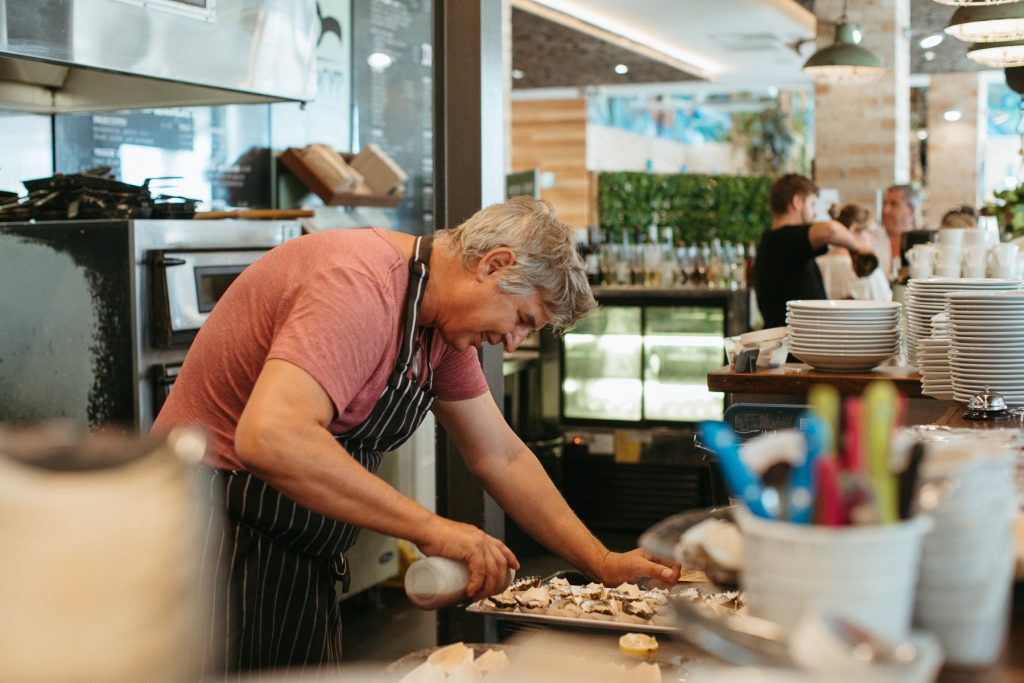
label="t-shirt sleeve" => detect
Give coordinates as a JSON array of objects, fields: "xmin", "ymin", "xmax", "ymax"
[
  {"xmin": 430, "ymin": 340, "xmax": 489, "ymax": 402},
  {"xmin": 776, "ymin": 224, "xmax": 826, "ymax": 259},
  {"xmin": 267, "ymin": 266, "xmax": 395, "ymax": 418}
]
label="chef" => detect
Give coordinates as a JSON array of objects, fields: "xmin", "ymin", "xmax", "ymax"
[{"xmin": 153, "ymin": 196, "xmax": 680, "ymax": 674}]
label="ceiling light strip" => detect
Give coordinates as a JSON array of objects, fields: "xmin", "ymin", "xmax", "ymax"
[{"xmin": 511, "ymin": 0, "xmax": 715, "ymax": 81}]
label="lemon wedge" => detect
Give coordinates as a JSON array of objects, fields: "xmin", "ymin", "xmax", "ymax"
[{"xmin": 618, "ymin": 632, "xmax": 659, "ymax": 659}]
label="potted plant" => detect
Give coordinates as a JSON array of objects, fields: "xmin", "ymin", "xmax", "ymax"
[{"xmin": 982, "ymin": 186, "xmax": 1024, "ymax": 239}]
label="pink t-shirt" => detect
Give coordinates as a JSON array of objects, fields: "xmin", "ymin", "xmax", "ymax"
[{"xmin": 152, "ymin": 228, "xmax": 489, "ymax": 470}]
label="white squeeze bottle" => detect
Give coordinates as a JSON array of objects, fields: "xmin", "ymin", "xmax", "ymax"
[{"xmin": 404, "ymin": 557, "xmax": 515, "ymax": 610}]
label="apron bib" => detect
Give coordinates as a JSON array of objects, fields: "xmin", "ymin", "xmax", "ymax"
[{"xmin": 204, "ymin": 237, "xmax": 437, "ymax": 674}]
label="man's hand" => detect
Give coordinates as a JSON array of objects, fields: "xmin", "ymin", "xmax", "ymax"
[
  {"xmin": 415, "ymin": 516, "xmax": 520, "ymax": 601},
  {"xmin": 596, "ymin": 549, "xmax": 680, "ymax": 589}
]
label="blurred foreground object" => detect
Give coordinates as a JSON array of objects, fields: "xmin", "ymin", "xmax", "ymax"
[{"xmin": 0, "ymin": 424, "xmax": 212, "ymax": 683}]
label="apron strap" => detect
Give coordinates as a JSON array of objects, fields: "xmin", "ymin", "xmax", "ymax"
[{"xmin": 394, "ymin": 235, "xmax": 433, "ymax": 383}]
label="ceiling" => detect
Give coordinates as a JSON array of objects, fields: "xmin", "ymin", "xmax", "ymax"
[
  {"xmin": 511, "ymin": 0, "xmax": 994, "ymax": 96},
  {"xmin": 511, "ymin": 0, "xmax": 817, "ymax": 94},
  {"xmin": 909, "ymin": 1, "xmax": 985, "ymax": 76}
]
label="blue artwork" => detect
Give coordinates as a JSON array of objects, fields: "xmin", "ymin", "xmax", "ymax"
[
  {"xmin": 588, "ymin": 94, "xmax": 732, "ymax": 144},
  {"xmin": 988, "ymin": 82, "xmax": 1022, "ymax": 137}
]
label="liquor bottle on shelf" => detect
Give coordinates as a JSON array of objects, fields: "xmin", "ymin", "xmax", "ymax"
[
  {"xmin": 745, "ymin": 240, "xmax": 757, "ymax": 287},
  {"xmin": 584, "ymin": 225, "xmax": 601, "ymax": 286},
  {"xmin": 689, "ymin": 244, "xmax": 707, "ymax": 286},
  {"xmin": 706, "ymin": 240, "xmax": 722, "ymax": 289},
  {"xmin": 733, "ymin": 242, "xmax": 747, "ymax": 289},
  {"xmin": 676, "ymin": 241, "xmax": 690, "ymax": 285}
]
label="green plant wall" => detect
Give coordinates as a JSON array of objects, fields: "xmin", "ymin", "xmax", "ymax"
[{"xmin": 598, "ymin": 172, "xmax": 773, "ymax": 245}]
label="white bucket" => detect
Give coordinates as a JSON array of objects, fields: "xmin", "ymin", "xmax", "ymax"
[{"xmin": 736, "ymin": 509, "xmax": 932, "ymax": 639}]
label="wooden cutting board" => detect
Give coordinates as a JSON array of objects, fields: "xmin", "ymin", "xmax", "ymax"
[{"xmin": 192, "ymin": 209, "xmax": 314, "ymax": 220}]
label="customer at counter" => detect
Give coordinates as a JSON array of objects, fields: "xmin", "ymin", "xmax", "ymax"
[
  {"xmin": 152, "ymin": 197, "xmax": 680, "ymax": 675},
  {"xmin": 940, "ymin": 204, "xmax": 978, "ymax": 229},
  {"xmin": 880, "ymin": 184, "xmax": 920, "ymax": 280},
  {"xmin": 754, "ymin": 174, "xmax": 874, "ymax": 329}
]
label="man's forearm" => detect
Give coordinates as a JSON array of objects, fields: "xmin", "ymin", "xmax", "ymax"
[
  {"xmin": 473, "ymin": 447, "xmax": 609, "ymax": 578},
  {"xmin": 237, "ymin": 419, "xmax": 438, "ymax": 548}
]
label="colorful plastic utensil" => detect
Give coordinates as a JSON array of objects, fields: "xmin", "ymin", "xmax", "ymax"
[
  {"xmin": 699, "ymin": 421, "xmax": 773, "ymax": 519},
  {"xmin": 788, "ymin": 413, "xmax": 824, "ymax": 524},
  {"xmin": 863, "ymin": 381, "xmax": 899, "ymax": 524},
  {"xmin": 808, "ymin": 384, "xmax": 840, "ymax": 457}
]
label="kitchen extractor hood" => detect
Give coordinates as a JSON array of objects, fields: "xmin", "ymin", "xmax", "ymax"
[{"xmin": 0, "ymin": 0, "xmax": 317, "ymax": 113}]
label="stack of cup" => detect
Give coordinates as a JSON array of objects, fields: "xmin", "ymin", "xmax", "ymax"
[
  {"xmin": 935, "ymin": 231, "xmax": 963, "ymax": 278},
  {"xmin": 737, "ymin": 510, "xmax": 933, "ymax": 640},
  {"xmin": 915, "ymin": 443, "xmax": 1019, "ymax": 667},
  {"xmin": 961, "ymin": 244, "xmax": 987, "ymax": 279},
  {"xmin": 906, "ymin": 244, "xmax": 936, "ymax": 280},
  {"xmin": 989, "ymin": 243, "xmax": 1020, "ymax": 280}
]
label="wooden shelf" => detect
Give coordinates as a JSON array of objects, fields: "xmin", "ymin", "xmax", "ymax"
[
  {"xmin": 278, "ymin": 147, "xmax": 403, "ymax": 208},
  {"xmin": 707, "ymin": 363, "xmax": 924, "ymax": 398}
]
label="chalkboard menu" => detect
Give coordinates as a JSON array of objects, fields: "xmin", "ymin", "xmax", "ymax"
[
  {"xmin": 351, "ymin": 0, "xmax": 432, "ymax": 235},
  {"xmin": 53, "ymin": 106, "xmax": 272, "ymax": 209}
]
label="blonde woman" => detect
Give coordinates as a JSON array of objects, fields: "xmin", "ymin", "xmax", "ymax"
[{"xmin": 816, "ymin": 203, "xmax": 892, "ymax": 301}]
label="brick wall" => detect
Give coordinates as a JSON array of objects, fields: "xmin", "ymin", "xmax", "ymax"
[
  {"xmin": 925, "ymin": 73, "xmax": 983, "ymax": 227},
  {"xmin": 813, "ymin": 0, "xmax": 911, "ymax": 214}
]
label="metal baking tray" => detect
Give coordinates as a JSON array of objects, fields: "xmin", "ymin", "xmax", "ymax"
[{"xmin": 465, "ymin": 570, "xmax": 680, "ymax": 635}]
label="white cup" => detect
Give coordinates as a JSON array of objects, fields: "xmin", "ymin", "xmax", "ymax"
[
  {"xmin": 938, "ymin": 228, "xmax": 966, "ymax": 247},
  {"xmin": 977, "ymin": 216, "xmax": 1000, "ymax": 248},
  {"xmin": 906, "ymin": 245, "xmax": 936, "ymax": 268},
  {"xmin": 736, "ymin": 510, "xmax": 932, "ymax": 640},
  {"xmin": 962, "ymin": 244, "xmax": 987, "ymax": 266},
  {"xmin": 936, "ymin": 243, "xmax": 962, "ymax": 264},
  {"xmin": 964, "ymin": 228, "xmax": 988, "ymax": 246},
  {"xmin": 963, "ymin": 264, "xmax": 986, "ymax": 278},
  {"xmin": 936, "ymin": 264, "xmax": 960, "ymax": 278},
  {"xmin": 994, "ymin": 263, "xmax": 1019, "ymax": 279},
  {"xmin": 991, "ymin": 242, "xmax": 1020, "ymax": 266},
  {"xmin": 909, "ymin": 265, "xmax": 933, "ymax": 280}
]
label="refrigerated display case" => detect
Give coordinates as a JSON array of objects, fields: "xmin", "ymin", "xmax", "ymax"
[{"xmin": 559, "ymin": 287, "xmax": 749, "ymax": 426}]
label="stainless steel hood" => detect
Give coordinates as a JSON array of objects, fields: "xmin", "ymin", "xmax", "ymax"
[{"xmin": 0, "ymin": 0, "xmax": 317, "ymax": 113}]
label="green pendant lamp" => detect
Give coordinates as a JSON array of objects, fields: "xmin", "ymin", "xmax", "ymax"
[
  {"xmin": 933, "ymin": 1, "xmax": 1021, "ymax": 5},
  {"xmin": 803, "ymin": 1, "xmax": 886, "ymax": 85},
  {"xmin": 945, "ymin": 3, "xmax": 1024, "ymax": 43}
]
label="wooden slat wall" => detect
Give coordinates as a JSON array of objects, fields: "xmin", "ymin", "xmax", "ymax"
[{"xmin": 510, "ymin": 98, "xmax": 589, "ymax": 228}]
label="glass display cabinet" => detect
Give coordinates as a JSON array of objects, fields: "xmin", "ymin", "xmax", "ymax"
[{"xmin": 559, "ymin": 287, "xmax": 749, "ymax": 426}]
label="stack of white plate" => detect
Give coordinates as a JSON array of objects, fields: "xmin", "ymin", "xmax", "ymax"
[
  {"xmin": 904, "ymin": 278, "xmax": 1021, "ymax": 366},
  {"xmin": 787, "ymin": 300, "xmax": 902, "ymax": 371},
  {"xmin": 919, "ymin": 313, "xmax": 953, "ymax": 400},
  {"xmin": 948, "ymin": 290, "xmax": 1024, "ymax": 405}
]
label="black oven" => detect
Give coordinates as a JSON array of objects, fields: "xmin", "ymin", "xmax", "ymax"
[{"xmin": 0, "ymin": 219, "xmax": 301, "ymax": 432}]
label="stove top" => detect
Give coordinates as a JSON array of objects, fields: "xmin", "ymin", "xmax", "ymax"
[{"xmin": 0, "ymin": 167, "xmax": 199, "ymax": 221}]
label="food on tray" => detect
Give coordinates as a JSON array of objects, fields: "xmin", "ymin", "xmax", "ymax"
[
  {"xmin": 674, "ymin": 517, "xmax": 742, "ymax": 588},
  {"xmin": 472, "ymin": 575, "xmax": 742, "ymax": 627},
  {"xmin": 400, "ymin": 642, "xmax": 509, "ymax": 682},
  {"xmin": 426, "ymin": 642, "xmax": 475, "ymax": 673},
  {"xmin": 618, "ymin": 632, "xmax": 659, "ymax": 659}
]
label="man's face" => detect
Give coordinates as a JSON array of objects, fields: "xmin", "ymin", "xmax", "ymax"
[
  {"xmin": 799, "ymin": 193, "xmax": 818, "ymax": 224},
  {"xmin": 433, "ymin": 249, "xmax": 551, "ymax": 353},
  {"xmin": 442, "ymin": 287, "xmax": 548, "ymax": 353},
  {"xmin": 882, "ymin": 189, "xmax": 914, "ymax": 234}
]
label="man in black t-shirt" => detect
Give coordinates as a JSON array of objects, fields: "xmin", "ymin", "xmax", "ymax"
[{"xmin": 754, "ymin": 174, "xmax": 874, "ymax": 329}]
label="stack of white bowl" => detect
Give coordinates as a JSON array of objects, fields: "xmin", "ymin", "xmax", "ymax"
[
  {"xmin": 918, "ymin": 313, "xmax": 953, "ymax": 400},
  {"xmin": 916, "ymin": 442, "xmax": 1019, "ymax": 667},
  {"xmin": 904, "ymin": 278, "xmax": 1020, "ymax": 366},
  {"xmin": 948, "ymin": 290, "xmax": 1024, "ymax": 405},
  {"xmin": 786, "ymin": 300, "xmax": 901, "ymax": 372}
]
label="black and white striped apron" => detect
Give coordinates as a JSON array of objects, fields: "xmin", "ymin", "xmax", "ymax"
[{"xmin": 201, "ymin": 237, "xmax": 437, "ymax": 675}]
